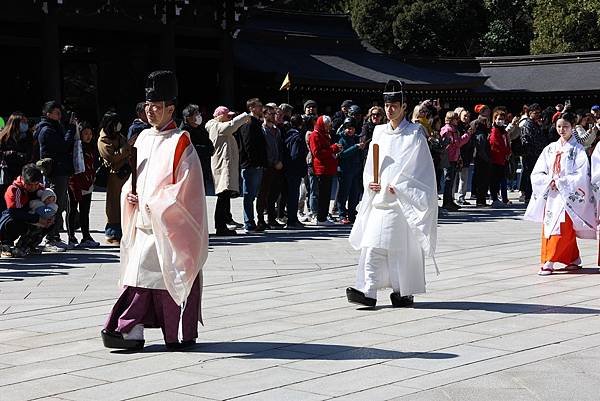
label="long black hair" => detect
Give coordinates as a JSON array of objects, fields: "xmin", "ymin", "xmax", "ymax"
[{"xmin": 99, "ymin": 111, "xmax": 122, "ymax": 138}]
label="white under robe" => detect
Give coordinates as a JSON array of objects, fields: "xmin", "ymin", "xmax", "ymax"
[
  {"xmin": 524, "ymin": 136, "xmax": 595, "ymax": 239},
  {"xmin": 590, "ymin": 144, "xmax": 600, "ymax": 230},
  {"xmin": 119, "ymin": 121, "xmax": 209, "ymax": 310},
  {"xmin": 349, "ymin": 119, "xmax": 438, "ymax": 296}
]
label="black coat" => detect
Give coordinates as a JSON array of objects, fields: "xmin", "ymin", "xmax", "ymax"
[
  {"xmin": 35, "ymin": 117, "xmax": 75, "ymax": 177},
  {"xmin": 282, "ymin": 128, "xmax": 308, "ymax": 176},
  {"xmin": 180, "ymin": 122, "xmax": 215, "ymax": 182},
  {"xmin": 0, "ymin": 136, "xmax": 28, "ymax": 181},
  {"xmin": 239, "ymin": 116, "xmax": 267, "ymax": 169}
]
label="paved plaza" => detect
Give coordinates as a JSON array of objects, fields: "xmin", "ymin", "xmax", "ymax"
[{"xmin": 2, "ymin": 192, "xmax": 600, "ymax": 400}]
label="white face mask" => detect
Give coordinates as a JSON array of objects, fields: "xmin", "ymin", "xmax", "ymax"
[{"xmin": 194, "ymin": 114, "xmax": 203, "ymax": 125}]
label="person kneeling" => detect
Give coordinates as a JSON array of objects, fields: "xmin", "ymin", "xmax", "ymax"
[{"xmin": 0, "ymin": 164, "xmax": 55, "ymax": 257}]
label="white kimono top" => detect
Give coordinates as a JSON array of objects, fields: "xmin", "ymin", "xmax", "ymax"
[
  {"xmin": 524, "ymin": 135, "xmax": 596, "ymax": 239},
  {"xmin": 119, "ymin": 121, "xmax": 209, "ymax": 306},
  {"xmin": 349, "ymin": 119, "xmax": 438, "ymax": 294},
  {"xmin": 589, "ymin": 142, "xmax": 600, "ymax": 231}
]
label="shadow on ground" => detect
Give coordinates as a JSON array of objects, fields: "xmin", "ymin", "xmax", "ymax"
[
  {"xmin": 129, "ymin": 341, "xmax": 458, "ymax": 360},
  {"xmin": 0, "ymin": 252, "xmax": 119, "ymax": 281},
  {"xmin": 414, "ymin": 301, "xmax": 600, "ymax": 314},
  {"xmin": 209, "ymin": 225, "xmax": 353, "ymax": 246},
  {"xmin": 438, "ymin": 204, "xmax": 527, "ymax": 224}
]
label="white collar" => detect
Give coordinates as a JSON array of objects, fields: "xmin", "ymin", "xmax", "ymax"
[{"xmin": 386, "ymin": 119, "xmax": 409, "ymax": 134}]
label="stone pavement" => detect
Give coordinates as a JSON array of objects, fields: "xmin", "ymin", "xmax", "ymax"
[{"xmin": 2, "ymin": 192, "xmax": 600, "ymax": 401}]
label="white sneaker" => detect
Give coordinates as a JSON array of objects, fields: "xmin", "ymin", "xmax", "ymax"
[
  {"xmin": 42, "ymin": 243, "xmax": 66, "ymax": 253},
  {"xmin": 0, "ymin": 245, "xmax": 13, "ymax": 258},
  {"xmin": 47, "ymin": 240, "xmax": 74, "ymax": 250},
  {"xmin": 298, "ymin": 214, "xmax": 312, "ymax": 223}
]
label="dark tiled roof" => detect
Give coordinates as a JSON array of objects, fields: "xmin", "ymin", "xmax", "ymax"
[
  {"xmin": 476, "ymin": 53, "xmax": 600, "ymax": 92},
  {"xmin": 235, "ymin": 41, "xmax": 484, "ymax": 89},
  {"xmin": 238, "ymin": 8, "xmax": 600, "ymax": 93},
  {"xmin": 236, "ymin": 9, "xmax": 483, "ymax": 90}
]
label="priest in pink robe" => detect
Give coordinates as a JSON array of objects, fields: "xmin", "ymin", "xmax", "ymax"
[{"xmin": 102, "ymin": 70, "xmax": 209, "ymax": 350}]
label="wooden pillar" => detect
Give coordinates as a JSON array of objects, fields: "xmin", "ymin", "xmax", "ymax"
[
  {"xmin": 219, "ymin": 0, "xmax": 234, "ymax": 105},
  {"xmin": 160, "ymin": 22, "xmax": 176, "ymax": 70},
  {"xmin": 41, "ymin": 11, "xmax": 61, "ymax": 103}
]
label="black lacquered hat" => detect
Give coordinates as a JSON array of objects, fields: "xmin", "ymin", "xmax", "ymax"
[
  {"xmin": 383, "ymin": 80, "xmax": 405, "ymax": 103},
  {"xmin": 145, "ymin": 70, "xmax": 178, "ymax": 102}
]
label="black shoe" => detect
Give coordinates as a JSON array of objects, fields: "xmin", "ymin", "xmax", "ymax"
[
  {"xmin": 457, "ymin": 199, "xmax": 471, "ymax": 205},
  {"xmin": 442, "ymin": 202, "xmax": 460, "ymax": 211},
  {"xmin": 101, "ymin": 329, "xmax": 144, "ymax": 350},
  {"xmin": 165, "ymin": 339, "xmax": 196, "ymax": 351},
  {"xmin": 226, "ymin": 220, "xmax": 243, "ymax": 229},
  {"xmin": 255, "ymin": 222, "xmax": 268, "ymax": 232},
  {"xmin": 267, "ymin": 221, "xmax": 285, "ymax": 229},
  {"xmin": 285, "ymin": 222, "xmax": 305, "ymax": 229},
  {"xmin": 346, "ymin": 287, "xmax": 376, "ymax": 307},
  {"xmin": 390, "ymin": 293, "xmax": 414, "ymax": 307},
  {"xmin": 215, "ymin": 228, "xmax": 238, "ymax": 236}
]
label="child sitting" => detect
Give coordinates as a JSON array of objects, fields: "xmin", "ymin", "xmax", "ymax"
[{"xmin": 29, "ymin": 189, "xmax": 58, "ymax": 226}]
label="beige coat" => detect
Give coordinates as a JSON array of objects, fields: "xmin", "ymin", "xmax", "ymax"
[
  {"xmin": 98, "ymin": 130, "xmax": 131, "ymax": 226},
  {"xmin": 205, "ymin": 113, "xmax": 249, "ymax": 195}
]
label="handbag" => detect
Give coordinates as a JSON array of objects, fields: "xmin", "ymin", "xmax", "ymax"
[
  {"xmin": 0, "ymin": 159, "xmax": 10, "ymax": 185},
  {"xmin": 73, "ymin": 139, "xmax": 85, "ymax": 174}
]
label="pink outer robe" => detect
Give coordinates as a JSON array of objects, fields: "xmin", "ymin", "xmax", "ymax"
[{"xmin": 119, "ymin": 122, "xmax": 209, "ymax": 311}]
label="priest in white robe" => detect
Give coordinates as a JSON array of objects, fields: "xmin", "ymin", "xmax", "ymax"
[
  {"xmin": 347, "ymin": 80, "xmax": 438, "ymax": 307},
  {"xmin": 102, "ymin": 71, "xmax": 209, "ymax": 350},
  {"xmin": 525, "ymin": 112, "xmax": 595, "ymax": 275}
]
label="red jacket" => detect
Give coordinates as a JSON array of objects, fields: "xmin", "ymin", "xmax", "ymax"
[
  {"xmin": 308, "ymin": 116, "xmax": 340, "ymax": 176},
  {"xmin": 1, "ymin": 176, "xmax": 44, "ymax": 227},
  {"xmin": 489, "ymin": 126, "xmax": 511, "ymax": 166}
]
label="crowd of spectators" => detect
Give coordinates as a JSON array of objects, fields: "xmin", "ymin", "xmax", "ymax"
[{"xmin": 1, "ymin": 95, "xmax": 599, "ymax": 257}]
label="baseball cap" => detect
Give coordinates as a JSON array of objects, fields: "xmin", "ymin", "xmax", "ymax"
[{"xmin": 213, "ymin": 106, "xmax": 235, "ymax": 117}]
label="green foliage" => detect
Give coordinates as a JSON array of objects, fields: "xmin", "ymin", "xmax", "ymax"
[
  {"xmin": 480, "ymin": 0, "xmax": 533, "ymax": 56},
  {"xmin": 392, "ymin": 0, "xmax": 488, "ymax": 57},
  {"xmin": 349, "ymin": 0, "xmax": 397, "ymax": 53},
  {"xmin": 531, "ymin": 0, "xmax": 600, "ymax": 54},
  {"xmin": 266, "ymin": 0, "xmax": 600, "ymax": 56}
]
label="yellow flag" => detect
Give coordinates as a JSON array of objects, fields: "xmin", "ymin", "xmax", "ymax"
[{"xmin": 280, "ymin": 73, "xmax": 291, "ymax": 91}]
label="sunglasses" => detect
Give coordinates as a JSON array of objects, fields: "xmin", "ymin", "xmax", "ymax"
[{"xmin": 371, "ymin": 113, "xmax": 381, "ymax": 117}]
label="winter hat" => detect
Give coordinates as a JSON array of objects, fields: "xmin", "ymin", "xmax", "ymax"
[
  {"xmin": 278, "ymin": 103, "xmax": 294, "ymax": 113},
  {"xmin": 348, "ymin": 105, "xmax": 362, "ymax": 116},
  {"xmin": 342, "ymin": 116, "xmax": 357, "ymax": 129},
  {"xmin": 303, "ymin": 100, "xmax": 317, "ymax": 110},
  {"xmin": 341, "ymin": 99, "xmax": 354, "ymax": 109},
  {"xmin": 37, "ymin": 188, "xmax": 57, "ymax": 203},
  {"xmin": 473, "ymin": 104, "xmax": 488, "ymax": 114}
]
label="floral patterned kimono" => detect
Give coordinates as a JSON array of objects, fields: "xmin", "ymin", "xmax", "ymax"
[{"xmin": 524, "ymin": 135, "xmax": 596, "ymax": 268}]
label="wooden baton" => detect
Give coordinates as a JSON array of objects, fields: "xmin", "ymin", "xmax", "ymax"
[
  {"xmin": 130, "ymin": 147, "xmax": 138, "ymax": 195},
  {"xmin": 372, "ymin": 143, "xmax": 379, "ymax": 184}
]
